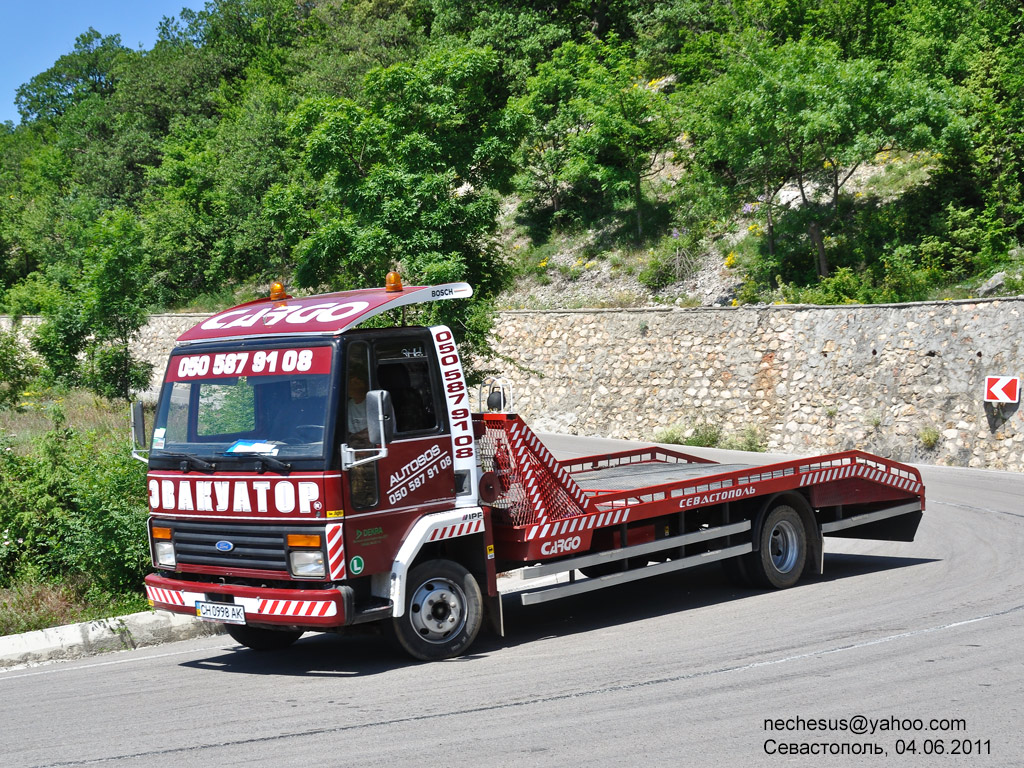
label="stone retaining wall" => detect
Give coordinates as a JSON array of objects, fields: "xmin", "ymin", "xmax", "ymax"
[
  {"xmin": 4, "ymin": 297, "xmax": 1022, "ymax": 470},
  {"xmin": 488, "ymin": 299, "xmax": 1024, "ymax": 471}
]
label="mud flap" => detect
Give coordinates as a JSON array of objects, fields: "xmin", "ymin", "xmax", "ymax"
[{"xmin": 485, "ymin": 593, "xmax": 504, "ymax": 637}]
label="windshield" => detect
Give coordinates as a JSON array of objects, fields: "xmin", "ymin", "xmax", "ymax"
[{"xmin": 151, "ymin": 346, "xmax": 335, "ymax": 462}]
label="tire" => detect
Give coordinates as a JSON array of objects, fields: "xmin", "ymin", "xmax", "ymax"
[
  {"xmin": 746, "ymin": 503, "xmax": 807, "ymax": 589},
  {"xmin": 225, "ymin": 624, "xmax": 304, "ymax": 651},
  {"xmin": 389, "ymin": 559, "xmax": 483, "ymax": 661}
]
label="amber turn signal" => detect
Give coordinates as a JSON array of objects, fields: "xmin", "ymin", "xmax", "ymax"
[
  {"xmin": 287, "ymin": 534, "xmax": 322, "ymax": 548},
  {"xmin": 152, "ymin": 526, "xmax": 173, "ymax": 540}
]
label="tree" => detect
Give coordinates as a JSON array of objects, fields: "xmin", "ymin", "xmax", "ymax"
[
  {"xmin": 31, "ymin": 210, "xmax": 152, "ymax": 399},
  {"xmin": 515, "ymin": 35, "xmax": 680, "ymax": 238},
  {"xmin": 689, "ymin": 37, "xmax": 950, "ymax": 276},
  {"xmin": 286, "ymin": 45, "xmax": 523, "ymax": 361},
  {"xmin": 15, "ymin": 29, "xmax": 129, "ymax": 124},
  {"xmin": 79, "ymin": 209, "xmax": 153, "ymax": 399}
]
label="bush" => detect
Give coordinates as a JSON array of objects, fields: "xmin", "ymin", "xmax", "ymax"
[
  {"xmin": 919, "ymin": 427, "xmax": 941, "ymax": 450},
  {"xmin": 81, "ymin": 344, "xmax": 154, "ymax": 401},
  {"xmin": 0, "ymin": 422, "xmax": 149, "ymax": 594},
  {"xmin": 0, "ymin": 328, "xmax": 39, "ymax": 409},
  {"xmin": 654, "ymin": 420, "xmax": 721, "ymax": 447},
  {"xmin": 655, "ymin": 421, "xmax": 767, "ymax": 452}
]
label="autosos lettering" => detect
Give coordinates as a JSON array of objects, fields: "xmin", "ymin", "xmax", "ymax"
[
  {"xmin": 200, "ymin": 300, "xmax": 370, "ymax": 330},
  {"xmin": 679, "ymin": 486, "xmax": 757, "ymax": 509},
  {"xmin": 149, "ymin": 477, "xmax": 321, "ymax": 514},
  {"xmin": 541, "ymin": 536, "xmax": 582, "ymax": 556},
  {"xmin": 388, "ymin": 444, "xmax": 444, "ymax": 488},
  {"xmin": 386, "ymin": 445, "xmax": 451, "ymax": 506}
]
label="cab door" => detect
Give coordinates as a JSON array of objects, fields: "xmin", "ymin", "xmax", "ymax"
[{"xmin": 341, "ymin": 333, "xmax": 455, "ymax": 576}]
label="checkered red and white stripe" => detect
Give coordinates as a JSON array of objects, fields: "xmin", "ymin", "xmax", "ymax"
[
  {"xmin": 255, "ymin": 599, "xmax": 337, "ymax": 618},
  {"xmin": 146, "ymin": 585, "xmax": 186, "ymax": 606},
  {"xmin": 427, "ymin": 518, "xmax": 485, "ymax": 542},
  {"xmin": 326, "ymin": 522, "xmax": 345, "ymax": 580},
  {"xmin": 799, "ymin": 462, "xmax": 923, "ymax": 494}
]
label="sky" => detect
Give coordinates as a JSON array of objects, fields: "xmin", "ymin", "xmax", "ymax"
[{"xmin": 0, "ymin": 1, "xmax": 203, "ymax": 125}]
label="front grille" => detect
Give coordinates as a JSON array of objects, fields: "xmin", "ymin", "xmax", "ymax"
[{"xmin": 167, "ymin": 520, "xmax": 292, "ymax": 572}]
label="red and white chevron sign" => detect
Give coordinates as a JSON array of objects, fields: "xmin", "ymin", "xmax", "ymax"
[{"xmin": 984, "ymin": 375, "xmax": 1020, "ymax": 403}]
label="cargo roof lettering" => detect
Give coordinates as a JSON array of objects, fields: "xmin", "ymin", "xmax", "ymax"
[{"xmin": 180, "ymin": 283, "xmax": 472, "ymax": 343}]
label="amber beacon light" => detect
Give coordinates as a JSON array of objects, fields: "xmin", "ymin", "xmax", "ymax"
[
  {"xmin": 269, "ymin": 280, "xmax": 291, "ymax": 301},
  {"xmin": 385, "ymin": 271, "xmax": 404, "ymax": 292}
]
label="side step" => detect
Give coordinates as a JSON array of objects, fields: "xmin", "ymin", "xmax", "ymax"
[
  {"xmin": 516, "ymin": 544, "xmax": 753, "ymax": 606},
  {"xmin": 507, "ymin": 520, "xmax": 752, "ymax": 606}
]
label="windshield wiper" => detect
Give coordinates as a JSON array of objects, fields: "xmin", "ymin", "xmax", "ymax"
[
  {"xmin": 214, "ymin": 451, "xmax": 293, "ymax": 474},
  {"xmin": 252, "ymin": 455, "xmax": 292, "ymax": 474},
  {"xmin": 156, "ymin": 452, "xmax": 217, "ymax": 473}
]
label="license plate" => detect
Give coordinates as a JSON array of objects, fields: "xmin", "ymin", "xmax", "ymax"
[{"xmin": 195, "ymin": 600, "xmax": 246, "ymax": 625}]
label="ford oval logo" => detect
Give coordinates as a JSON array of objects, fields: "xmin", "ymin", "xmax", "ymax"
[{"xmin": 215, "ymin": 540, "xmax": 234, "ymax": 552}]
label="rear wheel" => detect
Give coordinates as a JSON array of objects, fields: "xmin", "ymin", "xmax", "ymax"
[
  {"xmin": 389, "ymin": 559, "xmax": 483, "ymax": 661},
  {"xmin": 225, "ymin": 624, "xmax": 304, "ymax": 651},
  {"xmin": 746, "ymin": 503, "xmax": 807, "ymax": 589}
]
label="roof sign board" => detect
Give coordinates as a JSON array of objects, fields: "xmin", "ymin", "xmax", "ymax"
[
  {"xmin": 177, "ymin": 282, "xmax": 473, "ymax": 344},
  {"xmin": 984, "ymin": 375, "xmax": 1020, "ymax": 404}
]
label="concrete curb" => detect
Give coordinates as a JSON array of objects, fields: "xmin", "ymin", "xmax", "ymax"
[{"xmin": 0, "ymin": 611, "xmax": 226, "ymax": 669}]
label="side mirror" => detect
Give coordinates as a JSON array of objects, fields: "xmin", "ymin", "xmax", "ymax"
[
  {"xmin": 365, "ymin": 389, "xmax": 395, "ymax": 446},
  {"xmin": 129, "ymin": 402, "xmax": 149, "ymax": 465},
  {"xmin": 342, "ymin": 390, "xmax": 393, "ymax": 470}
]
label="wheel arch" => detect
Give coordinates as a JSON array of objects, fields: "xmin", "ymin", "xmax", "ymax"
[{"xmin": 386, "ymin": 508, "xmax": 488, "ymax": 618}]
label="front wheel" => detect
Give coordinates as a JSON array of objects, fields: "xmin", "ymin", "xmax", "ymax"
[
  {"xmin": 225, "ymin": 624, "xmax": 304, "ymax": 651},
  {"xmin": 746, "ymin": 503, "xmax": 808, "ymax": 589},
  {"xmin": 389, "ymin": 559, "xmax": 483, "ymax": 661}
]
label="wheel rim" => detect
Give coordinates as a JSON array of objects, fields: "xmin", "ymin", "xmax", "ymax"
[
  {"xmin": 769, "ymin": 518, "xmax": 800, "ymax": 574},
  {"xmin": 409, "ymin": 577, "xmax": 467, "ymax": 644}
]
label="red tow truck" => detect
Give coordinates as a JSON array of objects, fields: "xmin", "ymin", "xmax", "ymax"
[{"xmin": 134, "ymin": 275, "xmax": 924, "ymax": 660}]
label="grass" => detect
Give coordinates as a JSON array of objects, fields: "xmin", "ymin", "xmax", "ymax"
[
  {"xmin": 0, "ymin": 384, "xmax": 128, "ymax": 454},
  {"xmin": 919, "ymin": 427, "xmax": 941, "ymax": 450},
  {"xmin": 654, "ymin": 422, "xmax": 767, "ymax": 452},
  {"xmin": 0, "ymin": 580, "xmax": 148, "ymax": 636}
]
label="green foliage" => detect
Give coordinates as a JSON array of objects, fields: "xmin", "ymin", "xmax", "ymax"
[
  {"xmin": 513, "ymin": 34, "xmax": 681, "ymax": 239},
  {"xmin": 0, "ymin": 0, "xmax": 1021, "ymax": 334},
  {"xmin": 25, "ymin": 209, "xmax": 153, "ymax": 399},
  {"xmin": 199, "ymin": 379, "xmax": 256, "ymax": 434},
  {"xmin": 0, "ymin": 421, "xmax": 149, "ymax": 595},
  {"xmin": 655, "ymin": 419, "xmax": 766, "ymax": 451},
  {"xmin": 15, "ymin": 29, "xmax": 130, "ymax": 123},
  {"xmin": 919, "ymin": 426, "xmax": 941, "ymax": 450},
  {"xmin": 688, "ymin": 35, "xmax": 951, "ymax": 279},
  {"xmin": 287, "ymin": 45, "xmax": 522, "ymax": 362},
  {"xmin": 721, "ymin": 425, "xmax": 767, "ymax": 453},
  {"xmin": 0, "ymin": 328, "xmax": 38, "ymax": 409}
]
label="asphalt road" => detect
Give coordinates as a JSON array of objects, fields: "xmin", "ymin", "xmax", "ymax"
[{"xmin": 2, "ymin": 435, "xmax": 1022, "ymax": 767}]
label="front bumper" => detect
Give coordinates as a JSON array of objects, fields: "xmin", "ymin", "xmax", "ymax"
[{"xmin": 144, "ymin": 573, "xmax": 352, "ymax": 629}]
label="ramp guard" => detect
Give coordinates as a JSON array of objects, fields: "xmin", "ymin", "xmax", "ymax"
[{"xmin": 475, "ymin": 414, "xmax": 592, "ymax": 526}]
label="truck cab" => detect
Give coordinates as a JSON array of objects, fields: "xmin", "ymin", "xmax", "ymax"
[{"xmin": 141, "ymin": 277, "xmax": 492, "ymax": 659}]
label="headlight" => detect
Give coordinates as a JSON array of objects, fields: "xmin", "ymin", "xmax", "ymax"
[
  {"xmin": 154, "ymin": 541, "xmax": 177, "ymax": 568},
  {"xmin": 289, "ymin": 550, "xmax": 325, "ymax": 578}
]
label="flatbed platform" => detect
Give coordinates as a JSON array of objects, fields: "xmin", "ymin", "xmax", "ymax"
[{"xmin": 569, "ymin": 462, "xmax": 756, "ymax": 492}]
